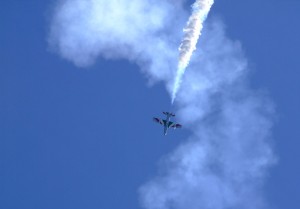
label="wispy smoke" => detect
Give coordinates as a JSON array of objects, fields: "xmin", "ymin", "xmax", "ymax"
[
  {"xmin": 172, "ymin": 0, "xmax": 214, "ymax": 104},
  {"xmin": 48, "ymin": 0, "xmax": 276, "ymax": 209}
]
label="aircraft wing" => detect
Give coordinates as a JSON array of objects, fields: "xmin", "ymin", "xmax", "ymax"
[
  {"xmin": 153, "ymin": 117, "xmax": 164, "ymax": 125},
  {"xmin": 169, "ymin": 122, "xmax": 182, "ymax": 129}
]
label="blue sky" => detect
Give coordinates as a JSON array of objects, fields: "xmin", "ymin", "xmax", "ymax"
[{"xmin": 1, "ymin": 0, "xmax": 299, "ymax": 209}]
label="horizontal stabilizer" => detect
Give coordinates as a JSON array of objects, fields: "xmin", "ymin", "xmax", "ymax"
[{"xmin": 163, "ymin": 112, "xmax": 175, "ymax": 117}]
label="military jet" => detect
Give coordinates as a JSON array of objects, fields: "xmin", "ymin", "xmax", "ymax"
[{"xmin": 153, "ymin": 112, "xmax": 182, "ymax": 135}]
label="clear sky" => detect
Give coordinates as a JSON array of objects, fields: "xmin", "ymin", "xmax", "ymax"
[{"xmin": 1, "ymin": 0, "xmax": 299, "ymax": 209}]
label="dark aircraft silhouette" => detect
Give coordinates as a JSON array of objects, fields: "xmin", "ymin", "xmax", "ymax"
[{"xmin": 153, "ymin": 112, "xmax": 182, "ymax": 135}]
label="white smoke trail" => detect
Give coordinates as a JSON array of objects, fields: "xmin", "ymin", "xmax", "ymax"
[
  {"xmin": 48, "ymin": 0, "xmax": 276, "ymax": 208},
  {"xmin": 172, "ymin": 0, "xmax": 214, "ymax": 104}
]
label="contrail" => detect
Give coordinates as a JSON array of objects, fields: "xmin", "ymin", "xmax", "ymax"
[
  {"xmin": 172, "ymin": 0, "xmax": 214, "ymax": 104},
  {"xmin": 48, "ymin": 0, "xmax": 276, "ymax": 208}
]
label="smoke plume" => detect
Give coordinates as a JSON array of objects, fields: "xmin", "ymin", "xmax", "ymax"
[
  {"xmin": 48, "ymin": 0, "xmax": 276, "ymax": 209},
  {"xmin": 172, "ymin": 0, "xmax": 214, "ymax": 103}
]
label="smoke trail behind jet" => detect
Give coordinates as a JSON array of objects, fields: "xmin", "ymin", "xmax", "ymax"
[
  {"xmin": 48, "ymin": 1, "xmax": 276, "ymax": 208},
  {"xmin": 172, "ymin": 0, "xmax": 214, "ymax": 103}
]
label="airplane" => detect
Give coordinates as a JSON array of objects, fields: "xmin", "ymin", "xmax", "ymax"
[{"xmin": 153, "ymin": 112, "xmax": 182, "ymax": 135}]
